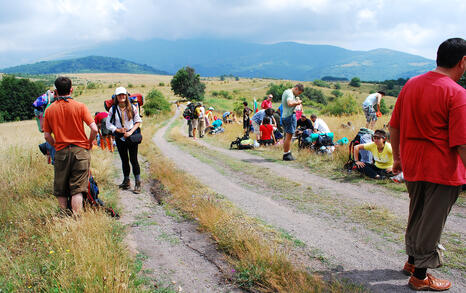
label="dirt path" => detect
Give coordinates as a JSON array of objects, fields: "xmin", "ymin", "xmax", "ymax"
[
  {"xmin": 152, "ymin": 110, "xmax": 465, "ymax": 292},
  {"xmin": 116, "ymin": 158, "xmax": 242, "ymax": 292}
]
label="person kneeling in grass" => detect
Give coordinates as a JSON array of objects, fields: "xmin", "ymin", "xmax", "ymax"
[
  {"xmin": 353, "ymin": 129, "xmax": 393, "ymax": 179},
  {"xmin": 259, "ymin": 116, "xmax": 276, "ymax": 146}
]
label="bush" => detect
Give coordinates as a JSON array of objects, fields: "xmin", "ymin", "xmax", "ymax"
[
  {"xmin": 0, "ymin": 75, "xmax": 47, "ymax": 122},
  {"xmin": 380, "ymin": 98, "xmax": 389, "ymax": 115},
  {"xmin": 86, "ymin": 82, "xmax": 98, "ymax": 89},
  {"xmin": 349, "ymin": 77, "xmax": 361, "ymax": 87},
  {"xmin": 127, "ymin": 83, "xmax": 133, "ymax": 88},
  {"xmin": 301, "ymin": 87, "xmax": 327, "ymax": 105},
  {"xmin": 321, "ymin": 95, "xmax": 359, "ymax": 116},
  {"xmin": 143, "ymin": 89, "xmax": 170, "ymax": 116},
  {"xmin": 331, "ymin": 90, "xmax": 343, "ymax": 98},
  {"xmin": 334, "ymin": 83, "xmax": 341, "ymax": 89},
  {"xmin": 313, "ymin": 79, "xmax": 331, "ymax": 88},
  {"xmin": 158, "ymin": 82, "xmax": 165, "ymax": 86},
  {"xmin": 266, "ymin": 82, "xmax": 293, "ymax": 102}
]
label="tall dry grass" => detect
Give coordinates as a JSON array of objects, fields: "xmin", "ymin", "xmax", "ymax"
[{"xmin": 0, "ymin": 116, "xmax": 138, "ymax": 291}]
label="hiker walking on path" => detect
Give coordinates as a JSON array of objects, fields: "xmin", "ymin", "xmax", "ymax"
[
  {"xmin": 106, "ymin": 87, "xmax": 143, "ymax": 194},
  {"xmin": 281, "ymin": 84, "xmax": 304, "ymax": 161},
  {"xmin": 389, "ymin": 38, "xmax": 466, "ymax": 291},
  {"xmin": 363, "ymin": 91, "xmax": 385, "ymax": 129},
  {"xmin": 43, "ymin": 77, "xmax": 98, "ymax": 214}
]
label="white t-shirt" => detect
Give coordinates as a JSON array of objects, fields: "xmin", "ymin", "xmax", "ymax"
[
  {"xmin": 363, "ymin": 93, "xmax": 379, "ymax": 107},
  {"xmin": 314, "ymin": 118, "xmax": 330, "ymax": 133}
]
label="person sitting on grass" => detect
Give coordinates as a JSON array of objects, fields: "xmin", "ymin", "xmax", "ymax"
[
  {"xmin": 259, "ymin": 116, "xmax": 276, "ymax": 146},
  {"xmin": 353, "ymin": 129, "xmax": 393, "ymax": 179}
]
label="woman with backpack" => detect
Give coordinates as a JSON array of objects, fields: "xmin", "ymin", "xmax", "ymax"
[
  {"xmin": 353, "ymin": 129, "xmax": 393, "ymax": 179},
  {"xmin": 106, "ymin": 87, "xmax": 143, "ymax": 193}
]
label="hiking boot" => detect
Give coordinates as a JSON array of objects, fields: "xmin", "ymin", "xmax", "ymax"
[
  {"xmin": 283, "ymin": 153, "xmax": 295, "ymax": 161},
  {"xmin": 133, "ymin": 181, "xmax": 141, "ymax": 194},
  {"xmin": 119, "ymin": 179, "xmax": 130, "ymax": 190},
  {"xmin": 403, "ymin": 262, "xmax": 415, "ymax": 276},
  {"xmin": 408, "ymin": 274, "xmax": 451, "ymax": 291}
]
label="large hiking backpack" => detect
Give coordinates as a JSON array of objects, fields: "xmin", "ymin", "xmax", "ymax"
[
  {"xmin": 344, "ymin": 128, "xmax": 374, "ymax": 171},
  {"xmin": 104, "ymin": 93, "xmax": 144, "ymax": 112},
  {"xmin": 32, "ymin": 90, "xmax": 55, "ymax": 132},
  {"xmin": 230, "ymin": 134, "xmax": 254, "ymax": 150},
  {"xmin": 67, "ymin": 171, "xmax": 119, "ymax": 218},
  {"xmin": 183, "ymin": 103, "xmax": 196, "ymax": 120}
]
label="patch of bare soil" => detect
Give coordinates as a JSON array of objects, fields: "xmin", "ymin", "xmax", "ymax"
[
  {"xmin": 152, "ymin": 110, "xmax": 465, "ymax": 293},
  {"xmin": 116, "ymin": 158, "xmax": 242, "ymax": 293}
]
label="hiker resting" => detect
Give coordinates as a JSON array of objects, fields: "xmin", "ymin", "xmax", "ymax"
[
  {"xmin": 259, "ymin": 116, "xmax": 276, "ymax": 146},
  {"xmin": 353, "ymin": 129, "xmax": 393, "ymax": 179}
]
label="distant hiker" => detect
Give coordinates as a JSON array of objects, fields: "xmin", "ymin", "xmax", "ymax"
[
  {"xmin": 223, "ymin": 111, "xmax": 232, "ymax": 123},
  {"xmin": 243, "ymin": 101, "xmax": 252, "ymax": 133},
  {"xmin": 295, "ymin": 103, "xmax": 303, "ymax": 120},
  {"xmin": 310, "ymin": 114, "xmax": 330, "ymax": 134},
  {"xmin": 282, "ymin": 84, "xmax": 304, "ymax": 161},
  {"xmin": 94, "ymin": 112, "xmax": 113, "ymax": 152},
  {"xmin": 251, "ymin": 108, "xmax": 275, "ymax": 141},
  {"xmin": 185, "ymin": 102, "xmax": 194, "ymax": 137},
  {"xmin": 353, "ymin": 129, "xmax": 393, "ymax": 179},
  {"xmin": 389, "ymin": 38, "xmax": 466, "ymax": 291},
  {"xmin": 362, "ymin": 91, "xmax": 385, "ymax": 129},
  {"xmin": 43, "ymin": 77, "xmax": 98, "ymax": 214},
  {"xmin": 206, "ymin": 106, "xmax": 214, "ymax": 125},
  {"xmin": 195, "ymin": 102, "xmax": 206, "ymax": 138},
  {"xmin": 261, "ymin": 94, "xmax": 273, "ymax": 110},
  {"xmin": 106, "ymin": 87, "xmax": 143, "ymax": 194},
  {"xmin": 259, "ymin": 116, "xmax": 276, "ymax": 145}
]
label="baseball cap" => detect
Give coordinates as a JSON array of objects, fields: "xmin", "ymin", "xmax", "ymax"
[{"xmin": 115, "ymin": 87, "xmax": 127, "ymax": 95}]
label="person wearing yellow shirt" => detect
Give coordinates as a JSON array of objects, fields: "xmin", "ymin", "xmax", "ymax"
[{"xmin": 354, "ymin": 129, "xmax": 393, "ymax": 179}]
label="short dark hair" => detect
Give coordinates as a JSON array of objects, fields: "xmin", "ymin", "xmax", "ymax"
[
  {"xmin": 377, "ymin": 91, "xmax": 386, "ymax": 96},
  {"xmin": 436, "ymin": 38, "xmax": 466, "ymax": 68},
  {"xmin": 265, "ymin": 108, "xmax": 274, "ymax": 116},
  {"xmin": 243, "ymin": 101, "xmax": 248, "ymax": 106},
  {"xmin": 295, "ymin": 83, "xmax": 304, "ymax": 92},
  {"xmin": 263, "ymin": 116, "xmax": 270, "ymax": 124},
  {"xmin": 55, "ymin": 77, "xmax": 72, "ymax": 96},
  {"xmin": 310, "ymin": 114, "xmax": 317, "ymax": 119},
  {"xmin": 374, "ymin": 129, "xmax": 387, "ymax": 138}
]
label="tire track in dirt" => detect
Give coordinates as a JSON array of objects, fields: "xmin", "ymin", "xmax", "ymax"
[
  {"xmin": 153, "ymin": 110, "xmax": 465, "ymax": 292},
  {"xmin": 117, "ymin": 158, "xmax": 242, "ymax": 292}
]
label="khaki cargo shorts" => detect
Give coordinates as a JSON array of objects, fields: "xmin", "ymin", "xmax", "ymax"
[{"xmin": 54, "ymin": 145, "xmax": 90, "ymax": 197}]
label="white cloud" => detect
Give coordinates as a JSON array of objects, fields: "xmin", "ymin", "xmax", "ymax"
[{"xmin": 0, "ymin": 0, "xmax": 465, "ymax": 66}]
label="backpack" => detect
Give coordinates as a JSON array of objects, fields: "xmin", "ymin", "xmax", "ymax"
[
  {"xmin": 230, "ymin": 134, "xmax": 254, "ymax": 150},
  {"xmin": 344, "ymin": 128, "xmax": 374, "ymax": 171},
  {"xmin": 192, "ymin": 104, "xmax": 201, "ymax": 119},
  {"xmin": 32, "ymin": 90, "xmax": 55, "ymax": 132},
  {"xmin": 183, "ymin": 103, "xmax": 196, "ymax": 120}
]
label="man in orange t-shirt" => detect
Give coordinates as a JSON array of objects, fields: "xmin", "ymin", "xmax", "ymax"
[
  {"xmin": 389, "ymin": 38, "xmax": 466, "ymax": 291},
  {"xmin": 43, "ymin": 77, "xmax": 98, "ymax": 213}
]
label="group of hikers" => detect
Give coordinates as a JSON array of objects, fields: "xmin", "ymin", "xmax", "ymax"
[{"xmin": 34, "ymin": 38, "xmax": 465, "ymax": 292}]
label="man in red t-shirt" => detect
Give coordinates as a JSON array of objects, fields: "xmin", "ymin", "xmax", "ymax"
[
  {"xmin": 389, "ymin": 38, "xmax": 466, "ymax": 291},
  {"xmin": 43, "ymin": 77, "xmax": 98, "ymax": 214},
  {"xmin": 261, "ymin": 94, "xmax": 273, "ymax": 110}
]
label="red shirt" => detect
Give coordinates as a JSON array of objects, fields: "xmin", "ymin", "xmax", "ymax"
[
  {"xmin": 94, "ymin": 112, "xmax": 108, "ymax": 124},
  {"xmin": 261, "ymin": 99, "xmax": 272, "ymax": 110},
  {"xmin": 389, "ymin": 71, "xmax": 466, "ymax": 185},
  {"xmin": 43, "ymin": 99, "xmax": 94, "ymax": 151},
  {"xmin": 260, "ymin": 124, "xmax": 274, "ymax": 140}
]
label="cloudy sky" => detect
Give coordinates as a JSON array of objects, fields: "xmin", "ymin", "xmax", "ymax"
[{"xmin": 0, "ymin": 0, "xmax": 464, "ymax": 67}]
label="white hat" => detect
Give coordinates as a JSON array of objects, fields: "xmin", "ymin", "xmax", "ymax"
[{"xmin": 115, "ymin": 87, "xmax": 127, "ymax": 95}]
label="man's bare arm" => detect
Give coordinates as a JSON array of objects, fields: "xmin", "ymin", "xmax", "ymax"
[
  {"xmin": 389, "ymin": 125, "xmax": 402, "ymax": 174},
  {"xmin": 457, "ymin": 144, "xmax": 466, "ymax": 167},
  {"xmin": 44, "ymin": 132, "xmax": 55, "ymax": 146}
]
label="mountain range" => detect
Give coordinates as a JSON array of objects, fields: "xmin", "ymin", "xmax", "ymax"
[{"xmin": 1, "ymin": 39, "xmax": 436, "ymax": 81}]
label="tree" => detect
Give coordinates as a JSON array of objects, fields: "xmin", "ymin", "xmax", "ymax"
[
  {"xmin": 349, "ymin": 77, "xmax": 361, "ymax": 87},
  {"xmin": 0, "ymin": 75, "xmax": 46, "ymax": 122},
  {"xmin": 301, "ymin": 87, "xmax": 327, "ymax": 105},
  {"xmin": 170, "ymin": 66, "xmax": 205, "ymax": 101}
]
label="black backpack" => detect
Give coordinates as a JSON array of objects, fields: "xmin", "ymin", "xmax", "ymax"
[
  {"xmin": 183, "ymin": 103, "xmax": 196, "ymax": 120},
  {"xmin": 344, "ymin": 128, "xmax": 374, "ymax": 171}
]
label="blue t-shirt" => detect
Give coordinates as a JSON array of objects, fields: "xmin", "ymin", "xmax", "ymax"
[
  {"xmin": 252, "ymin": 109, "xmax": 267, "ymax": 124},
  {"xmin": 212, "ymin": 119, "xmax": 223, "ymax": 129}
]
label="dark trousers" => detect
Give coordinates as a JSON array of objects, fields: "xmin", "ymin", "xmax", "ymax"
[
  {"xmin": 357, "ymin": 163, "xmax": 384, "ymax": 178},
  {"xmin": 187, "ymin": 120, "xmax": 193, "ymax": 136},
  {"xmin": 405, "ymin": 181, "xmax": 459, "ymax": 268},
  {"xmin": 115, "ymin": 138, "xmax": 140, "ymax": 178}
]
